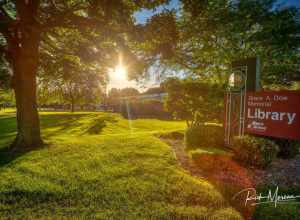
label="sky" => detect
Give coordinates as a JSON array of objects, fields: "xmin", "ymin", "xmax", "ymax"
[
  {"xmin": 108, "ymin": 0, "xmax": 300, "ymax": 91},
  {"xmin": 134, "ymin": 0, "xmax": 180, "ymax": 24},
  {"xmin": 284, "ymin": 0, "xmax": 300, "ymax": 7},
  {"xmin": 134, "ymin": 0, "xmax": 300, "ymax": 24}
]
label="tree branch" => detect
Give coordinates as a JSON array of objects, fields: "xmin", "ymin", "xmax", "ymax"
[
  {"xmin": 42, "ymin": 13, "xmax": 106, "ymax": 32},
  {"xmin": 0, "ymin": 3, "xmax": 16, "ymax": 40},
  {"xmin": 0, "ymin": 5, "xmax": 13, "ymax": 19}
]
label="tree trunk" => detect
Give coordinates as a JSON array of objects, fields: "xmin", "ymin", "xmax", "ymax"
[
  {"xmin": 10, "ymin": 1, "xmax": 43, "ymax": 151},
  {"xmin": 12, "ymin": 73, "xmax": 43, "ymax": 150},
  {"xmin": 71, "ymin": 101, "xmax": 75, "ymax": 112},
  {"xmin": 11, "ymin": 47, "xmax": 43, "ymax": 150},
  {"xmin": 71, "ymin": 96, "xmax": 75, "ymax": 112}
]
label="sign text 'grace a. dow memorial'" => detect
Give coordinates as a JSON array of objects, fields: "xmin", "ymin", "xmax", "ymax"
[{"xmin": 245, "ymin": 91, "xmax": 300, "ymax": 140}]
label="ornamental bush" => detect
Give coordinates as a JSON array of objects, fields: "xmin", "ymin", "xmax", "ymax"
[
  {"xmin": 184, "ymin": 123, "xmax": 224, "ymax": 149},
  {"xmin": 232, "ymin": 135, "xmax": 279, "ymax": 168}
]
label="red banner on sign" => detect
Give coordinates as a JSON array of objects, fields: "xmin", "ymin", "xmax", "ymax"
[{"xmin": 245, "ymin": 91, "xmax": 300, "ymax": 140}]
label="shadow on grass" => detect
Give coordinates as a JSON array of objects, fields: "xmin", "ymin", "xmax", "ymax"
[
  {"xmin": 0, "ymin": 116, "xmax": 17, "ymax": 152},
  {"xmin": 0, "ymin": 146, "xmax": 26, "ymax": 168},
  {"xmin": 0, "ymin": 112, "xmax": 118, "ymax": 167},
  {"xmin": 40, "ymin": 113, "xmax": 88, "ymax": 129},
  {"xmin": 40, "ymin": 113, "xmax": 118, "ymax": 136},
  {"xmin": 0, "ymin": 112, "xmax": 119, "ymax": 140},
  {"xmin": 85, "ymin": 116, "xmax": 117, "ymax": 134},
  {"xmin": 0, "ymin": 189, "xmax": 70, "ymax": 208}
]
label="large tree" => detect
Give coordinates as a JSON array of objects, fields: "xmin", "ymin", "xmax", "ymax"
[
  {"xmin": 168, "ymin": 0, "xmax": 300, "ymax": 85},
  {"xmin": 0, "ymin": 0, "xmax": 176, "ymax": 150}
]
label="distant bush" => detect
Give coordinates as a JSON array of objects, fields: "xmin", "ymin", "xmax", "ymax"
[
  {"xmin": 184, "ymin": 123, "xmax": 224, "ymax": 149},
  {"xmin": 120, "ymin": 100, "xmax": 172, "ymax": 119},
  {"xmin": 232, "ymin": 135, "xmax": 279, "ymax": 168}
]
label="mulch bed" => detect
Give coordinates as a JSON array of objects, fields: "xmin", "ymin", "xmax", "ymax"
[{"xmin": 250, "ymin": 155, "xmax": 300, "ymax": 188}]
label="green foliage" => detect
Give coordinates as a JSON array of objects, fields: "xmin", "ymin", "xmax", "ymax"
[
  {"xmin": 137, "ymin": 10, "xmax": 178, "ymax": 61},
  {"xmin": 0, "ymin": 57, "xmax": 10, "ymax": 90},
  {"xmin": 174, "ymin": 0, "xmax": 300, "ymax": 87},
  {"xmin": 120, "ymin": 99, "xmax": 171, "ymax": 119},
  {"xmin": 185, "ymin": 123, "xmax": 224, "ymax": 149},
  {"xmin": 0, "ymin": 90, "xmax": 14, "ymax": 107},
  {"xmin": 38, "ymin": 29, "xmax": 107, "ymax": 110},
  {"xmin": 162, "ymin": 77, "xmax": 223, "ymax": 125},
  {"xmin": 0, "ymin": 111, "xmax": 242, "ymax": 219},
  {"xmin": 232, "ymin": 135, "xmax": 279, "ymax": 168}
]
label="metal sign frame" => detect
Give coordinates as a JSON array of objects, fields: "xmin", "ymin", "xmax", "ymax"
[{"xmin": 225, "ymin": 66, "xmax": 248, "ymax": 145}]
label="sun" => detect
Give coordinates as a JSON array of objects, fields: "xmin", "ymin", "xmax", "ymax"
[{"xmin": 114, "ymin": 64, "xmax": 127, "ymax": 80}]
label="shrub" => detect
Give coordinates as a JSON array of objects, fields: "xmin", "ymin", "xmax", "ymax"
[
  {"xmin": 269, "ymin": 138, "xmax": 300, "ymax": 159},
  {"xmin": 232, "ymin": 135, "xmax": 279, "ymax": 168},
  {"xmin": 184, "ymin": 123, "xmax": 224, "ymax": 149}
]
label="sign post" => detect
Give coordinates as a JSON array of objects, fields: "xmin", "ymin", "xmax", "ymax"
[{"xmin": 225, "ymin": 57, "xmax": 260, "ymax": 145}]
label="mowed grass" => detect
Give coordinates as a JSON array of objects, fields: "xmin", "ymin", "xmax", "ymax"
[{"xmin": 0, "ymin": 110, "xmax": 243, "ymax": 219}]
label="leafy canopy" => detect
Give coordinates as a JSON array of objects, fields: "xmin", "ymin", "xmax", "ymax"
[{"xmin": 166, "ymin": 0, "xmax": 300, "ymax": 86}]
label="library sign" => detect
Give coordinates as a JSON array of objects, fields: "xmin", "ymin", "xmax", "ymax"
[{"xmin": 246, "ymin": 91, "xmax": 300, "ymax": 140}]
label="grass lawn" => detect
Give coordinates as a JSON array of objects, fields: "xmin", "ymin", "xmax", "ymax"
[{"xmin": 0, "ymin": 110, "xmax": 243, "ymax": 219}]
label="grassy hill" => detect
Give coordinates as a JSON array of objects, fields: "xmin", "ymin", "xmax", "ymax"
[{"xmin": 0, "ymin": 111, "xmax": 242, "ymax": 219}]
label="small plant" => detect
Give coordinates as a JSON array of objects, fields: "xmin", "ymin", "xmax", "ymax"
[
  {"xmin": 232, "ymin": 135, "xmax": 279, "ymax": 168},
  {"xmin": 184, "ymin": 123, "xmax": 224, "ymax": 149}
]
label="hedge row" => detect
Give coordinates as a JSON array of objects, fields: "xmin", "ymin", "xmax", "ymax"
[{"xmin": 120, "ymin": 100, "xmax": 172, "ymax": 120}]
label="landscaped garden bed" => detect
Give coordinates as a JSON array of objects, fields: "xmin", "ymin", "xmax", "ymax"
[{"xmin": 158, "ymin": 129, "xmax": 300, "ymax": 220}]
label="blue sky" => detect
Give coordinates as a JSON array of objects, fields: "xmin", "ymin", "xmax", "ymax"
[
  {"xmin": 134, "ymin": 0, "xmax": 180, "ymax": 24},
  {"xmin": 135, "ymin": 0, "xmax": 300, "ymax": 24},
  {"xmin": 284, "ymin": 0, "xmax": 300, "ymax": 6}
]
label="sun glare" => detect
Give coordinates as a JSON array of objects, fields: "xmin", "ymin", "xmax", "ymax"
[{"xmin": 114, "ymin": 64, "xmax": 127, "ymax": 80}]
